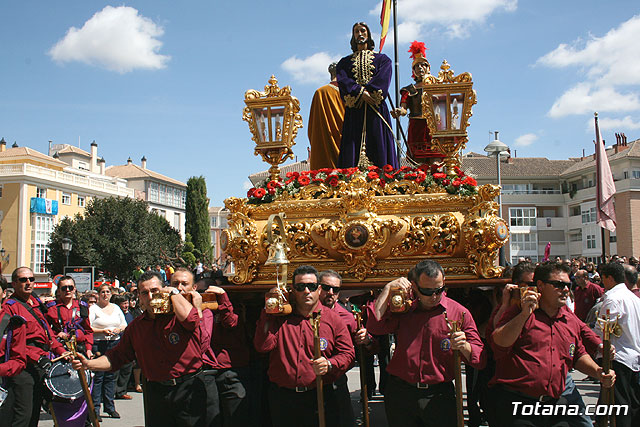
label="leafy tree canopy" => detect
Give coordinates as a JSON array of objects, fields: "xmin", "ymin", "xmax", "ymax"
[
  {"xmin": 47, "ymin": 197, "xmax": 181, "ymax": 281},
  {"xmin": 185, "ymin": 176, "xmax": 211, "ymax": 260}
]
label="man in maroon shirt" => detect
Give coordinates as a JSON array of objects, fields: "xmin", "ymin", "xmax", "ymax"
[
  {"xmin": 319, "ymin": 269, "xmax": 370, "ymax": 427},
  {"xmin": 45, "ymin": 276, "xmax": 93, "ymax": 357},
  {"xmin": 0, "ymin": 267, "xmax": 68, "ymax": 427},
  {"xmin": 573, "ymin": 269, "xmax": 604, "ymax": 321},
  {"xmin": 254, "ymin": 265, "xmax": 355, "ymax": 427},
  {"xmin": 175, "ymin": 267, "xmax": 252, "ymax": 427},
  {"xmin": 491, "ymin": 261, "xmax": 615, "ymax": 426},
  {"xmin": 0, "ymin": 308, "xmax": 27, "ymax": 379},
  {"xmin": 367, "ymin": 259, "xmax": 485, "ymax": 427},
  {"xmin": 72, "ymin": 270, "xmax": 215, "ymax": 427}
]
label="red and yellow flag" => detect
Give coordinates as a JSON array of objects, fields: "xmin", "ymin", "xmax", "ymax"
[{"xmin": 379, "ymin": 0, "xmax": 392, "ymax": 52}]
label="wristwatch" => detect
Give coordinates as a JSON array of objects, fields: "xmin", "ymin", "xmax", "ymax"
[{"xmin": 169, "ymin": 288, "xmax": 180, "ymax": 296}]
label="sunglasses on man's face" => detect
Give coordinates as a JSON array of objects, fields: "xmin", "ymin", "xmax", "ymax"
[
  {"xmin": 320, "ymin": 284, "xmax": 341, "ymax": 293},
  {"xmin": 416, "ymin": 285, "xmax": 446, "ymax": 297},
  {"xmin": 544, "ymin": 280, "xmax": 571, "ymax": 290},
  {"xmin": 18, "ymin": 277, "xmax": 35, "ymax": 283},
  {"xmin": 292, "ymin": 282, "xmax": 320, "ymax": 292},
  {"xmin": 60, "ymin": 285, "xmax": 75, "ymax": 292}
]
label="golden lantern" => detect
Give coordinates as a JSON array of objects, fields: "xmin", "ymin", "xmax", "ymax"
[
  {"xmin": 242, "ymin": 75, "xmax": 303, "ymax": 182},
  {"xmin": 421, "ymin": 60, "xmax": 477, "ymax": 176}
]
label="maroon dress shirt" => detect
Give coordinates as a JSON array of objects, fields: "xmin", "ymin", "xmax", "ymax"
[
  {"xmin": 2, "ymin": 295, "xmax": 66, "ymax": 363},
  {"xmin": 201, "ymin": 293, "xmax": 250, "ymax": 369},
  {"xmin": 106, "ymin": 307, "xmax": 203, "ymax": 382},
  {"xmin": 0, "ymin": 310, "xmax": 27, "ymax": 377},
  {"xmin": 490, "ymin": 304, "xmax": 587, "ymax": 399},
  {"xmin": 254, "ymin": 304, "xmax": 355, "ymax": 389},
  {"xmin": 46, "ymin": 300, "xmax": 94, "ymax": 347},
  {"xmin": 367, "ymin": 295, "xmax": 485, "ymax": 385},
  {"xmin": 573, "ymin": 282, "xmax": 604, "ymax": 321}
]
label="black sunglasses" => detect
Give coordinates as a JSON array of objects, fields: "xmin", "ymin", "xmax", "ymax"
[
  {"xmin": 60, "ymin": 285, "xmax": 75, "ymax": 292},
  {"xmin": 416, "ymin": 285, "xmax": 446, "ymax": 297},
  {"xmin": 544, "ymin": 280, "xmax": 571, "ymax": 290},
  {"xmin": 321, "ymin": 284, "xmax": 341, "ymax": 293},
  {"xmin": 18, "ymin": 277, "xmax": 35, "ymax": 283},
  {"xmin": 292, "ymin": 282, "xmax": 320, "ymax": 292}
]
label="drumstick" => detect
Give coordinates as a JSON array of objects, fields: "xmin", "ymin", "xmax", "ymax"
[{"xmin": 50, "ymin": 352, "xmax": 72, "ymax": 363}]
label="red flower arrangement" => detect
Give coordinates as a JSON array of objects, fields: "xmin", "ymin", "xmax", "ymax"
[{"xmin": 246, "ymin": 164, "xmax": 477, "ymax": 204}]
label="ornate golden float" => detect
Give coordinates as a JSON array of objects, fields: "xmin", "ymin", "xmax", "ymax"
[{"xmin": 222, "ymin": 65, "xmax": 509, "ymax": 287}]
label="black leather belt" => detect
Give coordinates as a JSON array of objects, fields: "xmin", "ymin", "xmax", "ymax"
[
  {"xmin": 26, "ymin": 339, "xmax": 49, "ymax": 352},
  {"xmin": 151, "ymin": 369, "xmax": 202, "ymax": 387},
  {"xmin": 414, "ymin": 381, "xmax": 452, "ymax": 392},
  {"xmin": 503, "ymin": 386, "xmax": 558, "ymax": 403},
  {"xmin": 279, "ymin": 384, "xmax": 332, "ymax": 393}
]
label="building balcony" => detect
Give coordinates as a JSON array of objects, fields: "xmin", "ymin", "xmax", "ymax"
[
  {"xmin": 536, "ymin": 217, "xmax": 567, "ymax": 229},
  {"xmin": 0, "ymin": 163, "xmax": 135, "ymax": 198}
]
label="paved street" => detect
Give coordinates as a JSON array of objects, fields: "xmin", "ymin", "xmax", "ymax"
[{"xmin": 37, "ymin": 367, "xmax": 601, "ymax": 426}]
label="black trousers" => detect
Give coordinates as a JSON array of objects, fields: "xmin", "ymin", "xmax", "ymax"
[
  {"xmin": 213, "ymin": 368, "xmax": 248, "ymax": 427},
  {"xmin": 268, "ymin": 382, "xmax": 339, "ymax": 427},
  {"xmin": 491, "ymin": 386, "xmax": 569, "ymax": 427},
  {"xmin": 611, "ymin": 360, "xmax": 640, "ymax": 427},
  {"xmin": 333, "ymin": 374, "xmax": 355, "ymax": 427},
  {"xmin": 384, "ymin": 374, "xmax": 457, "ymax": 427},
  {"xmin": 115, "ymin": 361, "xmax": 134, "ymax": 397},
  {"xmin": 145, "ymin": 372, "xmax": 216, "ymax": 427},
  {"xmin": 0, "ymin": 364, "xmax": 47, "ymax": 427}
]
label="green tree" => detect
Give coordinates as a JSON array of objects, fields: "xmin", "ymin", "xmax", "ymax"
[
  {"xmin": 46, "ymin": 197, "xmax": 181, "ymax": 280},
  {"xmin": 185, "ymin": 176, "xmax": 211, "ymax": 260}
]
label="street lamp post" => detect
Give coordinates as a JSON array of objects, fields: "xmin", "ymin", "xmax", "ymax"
[
  {"xmin": 484, "ymin": 131, "xmax": 509, "ymax": 266},
  {"xmin": 61, "ymin": 238, "xmax": 73, "ymax": 267}
]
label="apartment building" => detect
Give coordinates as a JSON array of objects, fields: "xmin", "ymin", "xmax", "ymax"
[
  {"xmin": 106, "ymin": 157, "xmax": 187, "ymax": 238},
  {"xmin": 0, "ymin": 139, "xmax": 133, "ymax": 279}
]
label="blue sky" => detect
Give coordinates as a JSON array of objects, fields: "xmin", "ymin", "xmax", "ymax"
[{"xmin": 1, "ymin": 1, "xmax": 639, "ymax": 206}]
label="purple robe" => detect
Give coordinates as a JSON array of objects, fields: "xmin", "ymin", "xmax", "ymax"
[{"xmin": 336, "ymin": 50, "xmax": 399, "ymax": 169}]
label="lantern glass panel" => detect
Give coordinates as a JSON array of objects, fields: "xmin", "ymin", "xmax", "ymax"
[
  {"xmin": 432, "ymin": 94, "xmax": 447, "ymax": 131},
  {"xmin": 271, "ymin": 107, "xmax": 285, "ymax": 142},
  {"xmin": 450, "ymin": 94, "xmax": 464, "ymax": 130},
  {"xmin": 253, "ymin": 107, "xmax": 269, "ymax": 143}
]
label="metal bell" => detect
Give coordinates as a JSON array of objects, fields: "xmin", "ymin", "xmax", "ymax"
[{"xmin": 265, "ymin": 240, "xmax": 289, "ymax": 265}]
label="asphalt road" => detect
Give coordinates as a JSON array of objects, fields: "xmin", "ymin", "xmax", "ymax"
[{"xmin": 37, "ymin": 368, "xmax": 601, "ymax": 426}]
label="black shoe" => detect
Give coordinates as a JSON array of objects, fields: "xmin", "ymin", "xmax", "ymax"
[
  {"xmin": 106, "ymin": 410, "xmax": 121, "ymax": 419},
  {"xmin": 94, "ymin": 412, "xmax": 103, "ymax": 422}
]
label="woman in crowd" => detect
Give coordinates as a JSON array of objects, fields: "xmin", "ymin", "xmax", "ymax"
[{"xmin": 89, "ymin": 284, "xmax": 127, "ymax": 420}]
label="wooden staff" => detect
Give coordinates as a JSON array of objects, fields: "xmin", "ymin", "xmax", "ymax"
[
  {"xmin": 67, "ymin": 336, "xmax": 100, "ymax": 427},
  {"xmin": 597, "ymin": 309, "xmax": 618, "ymax": 427},
  {"xmin": 445, "ymin": 311, "xmax": 465, "ymax": 427},
  {"xmin": 353, "ymin": 308, "xmax": 370, "ymax": 427},
  {"xmin": 310, "ymin": 312, "xmax": 326, "ymax": 427}
]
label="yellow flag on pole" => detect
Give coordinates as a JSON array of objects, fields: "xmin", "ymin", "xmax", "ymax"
[{"xmin": 379, "ymin": 0, "xmax": 392, "ymax": 52}]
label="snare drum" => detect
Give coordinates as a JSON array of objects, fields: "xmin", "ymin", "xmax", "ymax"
[
  {"xmin": 45, "ymin": 360, "xmax": 92, "ymax": 401},
  {"xmin": 0, "ymin": 385, "xmax": 7, "ymax": 406}
]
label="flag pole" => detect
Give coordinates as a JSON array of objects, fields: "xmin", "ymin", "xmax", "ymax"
[
  {"xmin": 595, "ymin": 113, "xmax": 606, "ymax": 263},
  {"xmin": 392, "ymin": 0, "xmax": 401, "ymax": 162}
]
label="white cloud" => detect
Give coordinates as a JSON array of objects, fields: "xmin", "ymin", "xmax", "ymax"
[
  {"xmin": 548, "ymin": 83, "xmax": 640, "ymax": 118},
  {"xmin": 588, "ymin": 115, "xmax": 640, "ymax": 132},
  {"xmin": 242, "ymin": 181, "xmax": 253, "ymax": 191},
  {"xmin": 281, "ymin": 52, "xmax": 341, "ymax": 85},
  {"xmin": 49, "ymin": 6, "xmax": 170, "ymax": 73},
  {"xmin": 514, "ymin": 133, "xmax": 538, "ymax": 147},
  {"xmin": 370, "ymin": 0, "xmax": 517, "ymax": 39},
  {"xmin": 538, "ymin": 15, "xmax": 640, "ymax": 118}
]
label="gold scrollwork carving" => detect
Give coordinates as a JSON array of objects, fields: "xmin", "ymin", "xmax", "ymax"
[
  {"xmin": 391, "ymin": 213, "xmax": 459, "ymax": 257},
  {"xmin": 462, "ymin": 185, "xmax": 506, "ymax": 278},
  {"xmin": 286, "ymin": 221, "xmax": 329, "ymax": 259}
]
